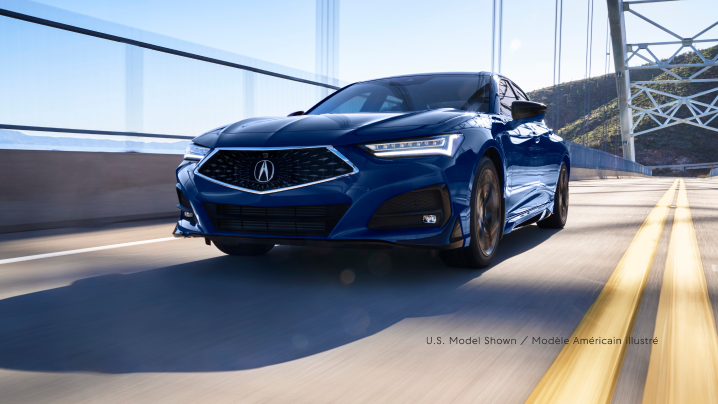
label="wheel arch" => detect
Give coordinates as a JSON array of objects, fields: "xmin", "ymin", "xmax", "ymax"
[
  {"xmin": 562, "ymin": 152, "xmax": 571, "ymax": 176},
  {"xmin": 471, "ymin": 143, "xmax": 506, "ymax": 240}
]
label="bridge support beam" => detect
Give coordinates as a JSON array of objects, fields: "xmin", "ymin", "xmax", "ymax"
[
  {"xmin": 606, "ymin": 0, "xmax": 718, "ymax": 163},
  {"xmin": 607, "ymin": 0, "xmax": 635, "ymax": 161}
]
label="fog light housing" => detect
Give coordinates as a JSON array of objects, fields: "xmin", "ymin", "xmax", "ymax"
[
  {"xmin": 368, "ymin": 184, "xmax": 450, "ymax": 230},
  {"xmin": 183, "ymin": 211, "xmax": 195, "ymax": 219}
]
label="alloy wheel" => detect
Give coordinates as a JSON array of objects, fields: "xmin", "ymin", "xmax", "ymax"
[{"xmin": 476, "ymin": 168, "xmax": 500, "ymax": 256}]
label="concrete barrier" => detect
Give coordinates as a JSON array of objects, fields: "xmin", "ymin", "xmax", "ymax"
[
  {"xmin": 565, "ymin": 141, "xmax": 652, "ymax": 181},
  {"xmin": 0, "ymin": 150, "xmax": 180, "ymax": 234},
  {"xmin": 569, "ymin": 167, "xmax": 651, "ymax": 181},
  {"xmin": 711, "ymin": 168, "xmax": 718, "ymax": 178}
]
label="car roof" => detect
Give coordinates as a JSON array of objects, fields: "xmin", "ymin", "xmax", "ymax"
[
  {"xmin": 346, "ymin": 72, "xmax": 529, "ymax": 100},
  {"xmin": 363, "ymin": 71, "xmax": 492, "ymax": 82}
]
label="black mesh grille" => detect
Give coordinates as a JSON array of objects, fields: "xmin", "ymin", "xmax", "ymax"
[
  {"xmin": 368, "ymin": 186, "xmax": 450, "ymax": 230},
  {"xmin": 375, "ymin": 189, "xmax": 443, "ymax": 215},
  {"xmin": 176, "ymin": 188, "xmax": 196, "ymax": 223},
  {"xmin": 197, "ymin": 148, "xmax": 354, "ymax": 192},
  {"xmin": 203, "ymin": 203, "xmax": 350, "ymax": 237},
  {"xmin": 176, "ymin": 188, "xmax": 192, "ymax": 210}
]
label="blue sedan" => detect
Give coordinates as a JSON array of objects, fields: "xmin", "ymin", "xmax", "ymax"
[{"xmin": 174, "ymin": 72, "xmax": 570, "ymax": 268}]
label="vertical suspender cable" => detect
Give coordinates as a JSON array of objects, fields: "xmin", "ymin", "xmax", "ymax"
[
  {"xmin": 553, "ymin": 0, "xmax": 564, "ymax": 131},
  {"xmin": 491, "ymin": 0, "xmax": 496, "ymax": 74},
  {"xmin": 603, "ymin": 16, "xmax": 611, "ymax": 152},
  {"xmin": 557, "ymin": 0, "xmax": 563, "ymax": 133},
  {"xmin": 498, "ymin": 0, "xmax": 503, "ymax": 74},
  {"xmin": 587, "ymin": 0, "xmax": 594, "ymax": 146},
  {"xmin": 553, "ymin": 0, "xmax": 559, "ymax": 128},
  {"xmin": 582, "ymin": 0, "xmax": 595, "ymax": 146}
]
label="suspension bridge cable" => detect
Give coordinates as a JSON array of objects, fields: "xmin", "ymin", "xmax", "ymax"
[
  {"xmin": 555, "ymin": 0, "xmax": 564, "ymax": 133},
  {"xmin": 603, "ymin": 16, "xmax": 611, "ymax": 152},
  {"xmin": 553, "ymin": 0, "xmax": 559, "ymax": 131},
  {"xmin": 582, "ymin": 0, "xmax": 595, "ymax": 146},
  {"xmin": 491, "ymin": 0, "xmax": 496, "ymax": 74},
  {"xmin": 498, "ymin": 0, "xmax": 503, "ymax": 74}
]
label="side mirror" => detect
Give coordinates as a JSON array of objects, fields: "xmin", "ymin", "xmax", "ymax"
[
  {"xmin": 512, "ymin": 101, "xmax": 547, "ymax": 120},
  {"xmin": 287, "ymin": 111, "xmax": 304, "ymax": 117}
]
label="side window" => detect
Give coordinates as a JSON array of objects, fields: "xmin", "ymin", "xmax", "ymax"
[
  {"xmin": 498, "ymin": 80, "xmax": 516, "ymax": 117},
  {"xmin": 511, "ymin": 82, "xmax": 530, "ymax": 102}
]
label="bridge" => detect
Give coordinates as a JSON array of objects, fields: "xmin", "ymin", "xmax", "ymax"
[{"xmin": 1, "ymin": 1, "xmax": 718, "ymax": 404}]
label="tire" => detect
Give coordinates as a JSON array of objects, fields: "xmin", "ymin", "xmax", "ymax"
[
  {"xmin": 538, "ymin": 163, "xmax": 569, "ymax": 229},
  {"xmin": 440, "ymin": 156, "xmax": 502, "ymax": 269},
  {"xmin": 214, "ymin": 241, "xmax": 274, "ymax": 256}
]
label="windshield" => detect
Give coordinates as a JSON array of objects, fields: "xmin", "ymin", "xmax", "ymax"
[{"xmin": 308, "ymin": 74, "xmax": 491, "ymax": 115}]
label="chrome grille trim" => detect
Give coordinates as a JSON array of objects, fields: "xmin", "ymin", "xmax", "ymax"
[{"xmin": 193, "ymin": 146, "xmax": 358, "ymax": 195}]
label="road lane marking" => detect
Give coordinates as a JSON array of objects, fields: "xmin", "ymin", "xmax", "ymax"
[
  {"xmin": 524, "ymin": 179, "xmax": 679, "ymax": 404},
  {"xmin": 0, "ymin": 237, "xmax": 178, "ymax": 265},
  {"xmin": 642, "ymin": 179, "xmax": 718, "ymax": 404}
]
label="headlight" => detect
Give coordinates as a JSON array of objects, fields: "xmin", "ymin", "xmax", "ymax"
[
  {"xmin": 360, "ymin": 134, "xmax": 464, "ymax": 158},
  {"xmin": 184, "ymin": 143, "xmax": 211, "ymax": 161}
]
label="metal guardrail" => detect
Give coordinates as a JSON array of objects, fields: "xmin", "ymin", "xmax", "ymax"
[
  {"xmin": 0, "ymin": 124, "xmax": 193, "ymax": 140},
  {"xmin": 647, "ymin": 162, "xmax": 718, "ymax": 171},
  {"xmin": 0, "ymin": 6, "xmax": 340, "ymax": 142},
  {"xmin": 566, "ymin": 141, "xmax": 652, "ymax": 176},
  {"xmin": 0, "ymin": 8, "xmax": 341, "ymax": 91}
]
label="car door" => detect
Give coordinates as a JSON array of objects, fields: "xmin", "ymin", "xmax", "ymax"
[
  {"xmin": 496, "ymin": 79, "xmax": 542, "ymax": 221},
  {"xmin": 512, "ymin": 82, "xmax": 563, "ymax": 208}
]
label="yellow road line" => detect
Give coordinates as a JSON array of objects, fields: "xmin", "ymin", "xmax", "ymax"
[
  {"xmin": 642, "ymin": 179, "xmax": 718, "ymax": 404},
  {"xmin": 525, "ymin": 179, "xmax": 678, "ymax": 404}
]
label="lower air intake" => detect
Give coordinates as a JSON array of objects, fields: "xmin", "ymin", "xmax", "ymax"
[{"xmin": 203, "ymin": 203, "xmax": 350, "ymax": 237}]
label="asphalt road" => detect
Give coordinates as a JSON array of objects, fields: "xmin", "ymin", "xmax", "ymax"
[{"xmin": 0, "ymin": 177, "xmax": 716, "ymax": 404}]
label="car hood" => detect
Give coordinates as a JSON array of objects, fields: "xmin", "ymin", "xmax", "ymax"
[{"xmin": 192, "ymin": 110, "xmax": 482, "ymax": 148}]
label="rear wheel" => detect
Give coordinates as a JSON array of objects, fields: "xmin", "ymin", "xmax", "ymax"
[
  {"xmin": 538, "ymin": 163, "xmax": 569, "ymax": 229},
  {"xmin": 214, "ymin": 241, "xmax": 274, "ymax": 256},
  {"xmin": 440, "ymin": 157, "xmax": 501, "ymax": 269}
]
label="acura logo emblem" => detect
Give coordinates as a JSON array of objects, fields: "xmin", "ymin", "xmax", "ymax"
[{"xmin": 254, "ymin": 160, "xmax": 274, "ymax": 182}]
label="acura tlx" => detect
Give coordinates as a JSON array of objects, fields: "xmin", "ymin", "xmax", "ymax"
[{"xmin": 173, "ymin": 72, "xmax": 569, "ymax": 268}]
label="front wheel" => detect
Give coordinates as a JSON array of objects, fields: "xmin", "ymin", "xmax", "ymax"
[
  {"xmin": 214, "ymin": 241, "xmax": 274, "ymax": 256},
  {"xmin": 538, "ymin": 163, "xmax": 569, "ymax": 229},
  {"xmin": 440, "ymin": 156, "xmax": 501, "ymax": 269}
]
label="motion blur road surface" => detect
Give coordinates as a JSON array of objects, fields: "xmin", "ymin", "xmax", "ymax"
[{"xmin": 0, "ymin": 178, "xmax": 716, "ymax": 404}]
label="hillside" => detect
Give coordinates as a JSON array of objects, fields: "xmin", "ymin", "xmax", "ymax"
[{"xmin": 528, "ymin": 45, "xmax": 718, "ymax": 166}]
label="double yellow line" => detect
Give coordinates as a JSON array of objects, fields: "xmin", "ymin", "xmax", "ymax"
[{"xmin": 525, "ymin": 179, "xmax": 718, "ymax": 404}]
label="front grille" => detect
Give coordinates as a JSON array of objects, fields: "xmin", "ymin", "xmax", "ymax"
[
  {"xmin": 196, "ymin": 148, "xmax": 355, "ymax": 193},
  {"xmin": 203, "ymin": 203, "xmax": 350, "ymax": 236}
]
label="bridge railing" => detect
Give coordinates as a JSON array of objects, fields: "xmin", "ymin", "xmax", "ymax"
[
  {"xmin": 0, "ymin": 0, "xmax": 343, "ymax": 151},
  {"xmin": 566, "ymin": 141, "xmax": 652, "ymax": 176}
]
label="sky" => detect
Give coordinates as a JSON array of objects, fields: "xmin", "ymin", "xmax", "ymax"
[
  {"xmin": 1, "ymin": 0, "xmax": 717, "ymax": 138},
  {"xmin": 27, "ymin": 0, "xmax": 718, "ymax": 92}
]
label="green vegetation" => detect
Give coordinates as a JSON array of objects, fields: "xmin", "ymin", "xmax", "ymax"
[{"xmin": 527, "ymin": 45, "xmax": 718, "ymax": 167}]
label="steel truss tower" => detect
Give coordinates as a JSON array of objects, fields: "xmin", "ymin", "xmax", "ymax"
[{"xmin": 607, "ymin": 0, "xmax": 718, "ymax": 162}]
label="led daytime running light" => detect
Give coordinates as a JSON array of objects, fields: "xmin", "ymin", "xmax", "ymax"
[{"xmin": 362, "ymin": 134, "xmax": 463, "ymax": 158}]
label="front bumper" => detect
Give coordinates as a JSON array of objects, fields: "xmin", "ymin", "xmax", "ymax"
[{"xmin": 174, "ymin": 144, "xmax": 476, "ymax": 249}]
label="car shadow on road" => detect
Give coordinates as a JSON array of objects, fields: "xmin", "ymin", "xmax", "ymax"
[{"xmin": 0, "ymin": 226, "xmax": 569, "ymax": 374}]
